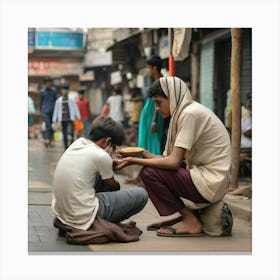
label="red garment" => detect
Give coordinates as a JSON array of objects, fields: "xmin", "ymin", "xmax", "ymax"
[
  {"xmin": 140, "ymin": 165, "xmax": 209, "ymax": 216},
  {"xmin": 76, "ymin": 97, "xmax": 90, "ymax": 120}
]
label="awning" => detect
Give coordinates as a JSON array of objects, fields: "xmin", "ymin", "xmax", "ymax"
[
  {"xmin": 106, "ymin": 31, "xmax": 142, "ymax": 51},
  {"xmin": 105, "ymin": 28, "xmax": 158, "ymax": 51}
]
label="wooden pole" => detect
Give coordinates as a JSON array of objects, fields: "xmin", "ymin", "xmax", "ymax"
[
  {"xmin": 191, "ymin": 42, "xmax": 200, "ymax": 101},
  {"xmin": 230, "ymin": 28, "xmax": 242, "ymax": 189}
]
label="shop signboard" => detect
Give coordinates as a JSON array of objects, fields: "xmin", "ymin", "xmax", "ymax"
[
  {"xmin": 159, "ymin": 36, "xmax": 169, "ymax": 59},
  {"xmin": 28, "ymin": 28, "xmax": 35, "ymax": 48},
  {"xmin": 110, "ymin": 71, "xmax": 122, "ymax": 85},
  {"xmin": 87, "ymin": 28, "xmax": 114, "ymax": 51},
  {"xmin": 79, "ymin": 71, "xmax": 95, "ymax": 81},
  {"xmin": 36, "ymin": 30, "xmax": 85, "ymax": 50},
  {"xmin": 83, "ymin": 50, "xmax": 112, "ymax": 67},
  {"xmin": 28, "ymin": 58, "xmax": 83, "ymax": 76},
  {"xmin": 28, "ymin": 28, "xmax": 35, "ymax": 53}
]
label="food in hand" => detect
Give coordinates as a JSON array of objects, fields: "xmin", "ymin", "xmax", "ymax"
[{"xmin": 119, "ymin": 147, "xmax": 144, "ymax": 157}]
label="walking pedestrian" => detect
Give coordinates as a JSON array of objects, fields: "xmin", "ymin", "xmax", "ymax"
[
  {"xmin": 129, "ymin": 87, "xmax": 144, "ymax": 143},
  {"xmin": 76, "ymin": 86, "xmax": 91, "ymax": 137},
  {"xmin": 138, "ymin": 55, "xmax": 164, "ymax": 154},
  {"xmin": 39, "ymin": 77, "xmax": 58, "ymax": 147},
  {"xmin": 52, "ymin": 85, "xmax": 81, "ymax": 150},
  {"xmin": 106, "ymin": 86, "xmax": 124, "ymax": 124},
  {"xmin": 28, "ymin": 95, "xmax": 36, "ymax": 139},
  {"xmin": 114, "ymin": 76, "xmax": 231, "ymax": 237}
]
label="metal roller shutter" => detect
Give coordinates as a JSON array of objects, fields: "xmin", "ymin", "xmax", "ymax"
[{"xmin": 200, "ymin": 41, "xmax": 214, "ymax": 110}]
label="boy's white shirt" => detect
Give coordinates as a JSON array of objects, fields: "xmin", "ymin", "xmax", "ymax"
[{"xmin": 51, "ymin": 137, "xmax": 113, "ymax": 230}]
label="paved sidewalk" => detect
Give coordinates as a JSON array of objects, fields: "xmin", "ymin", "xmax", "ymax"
[
  {"xmin": 28, "ymin": 139, "xmax": 252, "ymax": 254},
  {"xmin": 29, "ymin": 174, "xmax": 252, "ymax": 254}
]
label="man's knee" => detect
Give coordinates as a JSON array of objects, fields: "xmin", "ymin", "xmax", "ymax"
[{"xmin": 140, "ymin": 166, "xmax": 155, "ymax": 180}]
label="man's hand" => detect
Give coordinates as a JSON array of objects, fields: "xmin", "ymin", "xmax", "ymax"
[
  {"xmin": 115, "ymin": 150, "xmax": 125, "ymax": 158},
  {"xmin": 113, "ymin": 157, "xmax": 132, "ymax": 170}
]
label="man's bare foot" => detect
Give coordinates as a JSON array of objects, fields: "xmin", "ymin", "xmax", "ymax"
[
  {"xmin": 157, "ymin": 208, "xmax": 202, "ymax": 235},
  {"xmin": 147, "ymin": 216, "xmax": 182, "ymax": 231},
  {"xmin": 157, "ymin": 220, "xmax": 202, "ymax": 235}
]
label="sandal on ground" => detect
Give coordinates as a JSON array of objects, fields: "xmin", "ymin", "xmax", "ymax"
[{"xmin": 156, "ymin": 226, "xmax": 204, "ymax": 237}]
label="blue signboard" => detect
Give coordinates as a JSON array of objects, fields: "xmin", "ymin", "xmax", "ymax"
[{"xmin": 36, "ymin": 30, "xmax": 84, "ymax": 49}]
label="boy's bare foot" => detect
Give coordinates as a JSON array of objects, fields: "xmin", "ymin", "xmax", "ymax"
[{"xmin": 117, "ymin": 220, "xmax": 136, "ymax": 228}]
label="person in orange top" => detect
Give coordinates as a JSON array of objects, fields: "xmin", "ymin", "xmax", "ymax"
[{"xmin": 76, "ymin": 86, "xmax": 91, "ymax": 137}]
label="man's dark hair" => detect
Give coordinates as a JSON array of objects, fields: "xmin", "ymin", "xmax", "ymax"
[
  {"xmin": 149, "ymin": 79, "xmax": 167, "ymax": 98},
  {"xmin": 146, "ymin": 55, "xmax": 162, "ymax": 73},
  {"xmin": 78, "ymin": 86, "xmax": 87, "ymax": 94},
  {"xmin": 88, "ymin": 116, "xmax": 124, "ymax": 146},
  {"xmin": 61, "ymin": 85, "xmax": 69, "ymax": 91},
  {"xmin": 113, "ymin": 86, "xmax": 122, "ymax": 95}
]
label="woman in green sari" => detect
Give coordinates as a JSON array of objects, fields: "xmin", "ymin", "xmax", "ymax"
[{"xmin": 138, "ymin": 97, "xmax": 163, "ymax": 155}]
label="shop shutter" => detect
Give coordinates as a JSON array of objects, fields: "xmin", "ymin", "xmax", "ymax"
[
  {"xmin": 241, "ymin": 29, "xmax": 252, "ymax": 105},
  {"xmin": 200, "ymin": 41, "xmax": 214, "ymax": 110}
]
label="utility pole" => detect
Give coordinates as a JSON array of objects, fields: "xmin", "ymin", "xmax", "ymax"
[
  {"xmin": 168, "ymin": 28, "xmax": 175, "ymax": 76},
  {"xmin": 191, "ymin": 41, "xmax": 200, "ymax": 101},
  {"xmin": 230, "ymin": 28, "xmax": 242, "ymax": 188}
]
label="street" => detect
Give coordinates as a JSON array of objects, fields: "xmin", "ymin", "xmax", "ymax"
[{"xmin": 28, "ymin": 138, "xmax": 252, "ymax": 253}]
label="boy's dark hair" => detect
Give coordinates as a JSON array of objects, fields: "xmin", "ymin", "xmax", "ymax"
[
  {"xmin": 88, "ymin": 116, "xmax": 124, "ymax": 146},
  {"xmin": 149, "ymin": 79, "xmax": 167, "ymax": 98},
  {"xmin": 146, "ymin": 55, "xmax": 162, "ymax": 73}
]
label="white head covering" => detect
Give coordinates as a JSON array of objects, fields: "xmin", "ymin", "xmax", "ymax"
[{"xmin": 159, "ymin": 76, "xmax": 192, "ymax": 155}]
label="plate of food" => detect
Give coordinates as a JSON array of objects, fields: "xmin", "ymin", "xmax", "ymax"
[{"xmin": 119, "ymin": 147, "xmax": 144, "ymax": 157}]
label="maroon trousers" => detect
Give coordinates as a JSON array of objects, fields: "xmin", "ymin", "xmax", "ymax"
[{"xmin": 140, "ymin": 166, "xmax": 209, "ymax": 216}]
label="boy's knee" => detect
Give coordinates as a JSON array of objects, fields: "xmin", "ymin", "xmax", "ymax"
[
  {"xmin": 141, "ymin": 188, "xmax": 149, "ymax": 203},
  {"xmin": 135, "ymin": 187, "xmax": 148, "ymax": 205}
]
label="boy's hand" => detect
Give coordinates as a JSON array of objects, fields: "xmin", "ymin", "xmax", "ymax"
[
  {"xmin": 111, "ymin": 181, "xmax": 120, "ymax": 191},
  {"xmin": 105, "ymin": 144, "xmax": 116, "ymax": 157}
]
